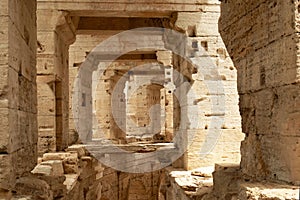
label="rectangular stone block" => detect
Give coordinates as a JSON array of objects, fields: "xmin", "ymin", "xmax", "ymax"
[
  {"xmin": 38, "ymin": 115, "xmax": 55, "ymax": 130},
  {"xmin": 186, "ymin": 129, "xmax": 243, "ymax": 170},
  {"xmin": 0, "ymin": 155, "xmax": 11, "ymax": 190},
  {"xmin": 0, "ymin": 108, "xmax": 9, "ymax": 152},
  {"xmin": 9, "ymin": 21, "xmax": 36, "ymax": 81},
  {"xmin": 8, "ymin": 110, "xmax": 37, "ymax": 153},
  {"xmin": 0, "ymin": 0, "xmax": 8, "ymax": 16}
]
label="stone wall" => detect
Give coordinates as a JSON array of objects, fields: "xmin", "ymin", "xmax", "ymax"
[
  {"xmin": 0, "ymin": 0, "xmax": 37, "ymax": 196},
  {"xmin": 15, "ymin": 144, "xmax": 162, "ymax": 200},
  {"xmin": 219, "ymin": 0, "xmax": 300, "ymax": 184},
  {"xmin": 37, "ymin": 9, "xmax": 76, "ymax": 155},
  {"xmin": 69, "ymin": 33, "xmax": 166, "ymax": 143},
  {"xmin": 166, "ymin": 5, "xmax": 244, "ymax": 170}
]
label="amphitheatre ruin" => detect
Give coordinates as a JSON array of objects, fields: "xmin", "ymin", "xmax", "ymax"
[{"xmin": 0, "ymin": 0, "xmax": 299, "ymax": 199}]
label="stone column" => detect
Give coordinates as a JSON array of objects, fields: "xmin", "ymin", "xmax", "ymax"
[
  {"xmin": 157, "ymin": 51, "xmax": 175, "ymax": 142},
  {"xmin": 220, "ymin": 0, "xmax": 300, "ymax": 184},
  {"xmin": 37, "ymin": 9, "xmax": 76, "ymax": 154},
  {"xmin": 0, "ymin": 0, "xmax": 37, "ymax": 196},
  {"xmin": 168, "ymin": 9, "xmax": 243, "ymax": 170}
]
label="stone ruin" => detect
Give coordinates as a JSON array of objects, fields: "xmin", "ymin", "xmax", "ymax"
[{"xmin": 0, "ymin": 0, "xmax": 299, "ymax": 199}]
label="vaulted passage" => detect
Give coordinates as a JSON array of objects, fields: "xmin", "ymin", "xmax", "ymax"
[{"xmin": 0, "ymin": 0, "xmax": 299, "ymax": 199}]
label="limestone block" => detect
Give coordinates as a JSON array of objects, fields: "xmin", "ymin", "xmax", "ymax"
[
  {"xmin": 0, "ymin": 0, "xmax": 8, "ymax": 16},
  {"xmin": 238, "ymin": 182, "xmax": 299, "ymax": 200},
  {"xmin": 11, "ymin": 145, "xmax": 35, "ymax": 175},
  {"xmin": 157, "ymin": 51, "xmax": 172, "ymax": 66},
  {"xmin": 36, "ymin": 56, "xmax": 55, "ymax": 75},
  {"xmin": 40, "ymin": 160, "xmax": 64, "ymax": 176},
  {"xmin": 43, "ymin": 152, "xmax": 72, "ymax": 161},
  {"xmin": 212, "ymin": 163, "xmax": 241, "ymax": 199},
  {"xmin": 37, "ymin": 10, "xmax": 62, "ymax": 31},
  {"xmin": 0, "ymin": 108, "xmax": 9, "ymax": 152},
  {"xmin": 186, "ymin": 129, "xmax": 243, "ymax": 170},
  {"xmin": 66, "ymin": 145, "xmax": 87, "ymax": 157},
  {"xmin": 241, "ymin": 134, "xmax": 300, "ymax": 183},
  {"xmin": 186, "ymin": 36, "xmax": 220, "ymax": 57},
  {"xmin": 0, "ymin": 0, "xmax": 38, "ymax": 192},
  {"xmin": 38, "ymin": 132, "xmax": 56, "ymax": 153},
  {"xmin": 238, "ymin": 83, "xmax": 300, "ymax": 183},
  {"xmin": 9, "ymin": 111, "xmax": 37, "ymax": 153},
  {"xmin": 63, "ymin": 174, "xmax": 79, "ymax": 191},
  {"xmin": 8, "ymin": 22, "xmax": 36, "ymax": 81},
  {"xmin": 31, "ymin": 164, "xmax": 53, "ymax": 176},
  {"xmin": 175, "ymin": 12, "xmax": 219, "ymax": 37},
  {"xmin": 38, "ymin": 115, "xmax": 55, "ymax": 130},
  {"xmin": 63, "ymin": 152, "xmax": 79, "ymax": 174},
  {"xmin": 191, "ymin": 166, "xmax": 214, "ymax": 178},
  {"xmin": 9, "ymin": 0, "xmax": 36, "ymax": 48},
  {"xmin": 0, "ymin": 155, "xmax": 11, "ymax": 190}
]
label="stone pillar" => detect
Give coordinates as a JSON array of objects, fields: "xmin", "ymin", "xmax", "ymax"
[
  {"xmin": 220, "ymin": 0, "xmax": 300, "ymax": 184},
  {"xmin": 69, "ymin": 35, "xmax": 100, "ymax": 144},
  {"xmin": 94, "ymin": 67, "xmax": 126, "ymax": 142},
  {"xmin": 0, "ymin": 0, "xmax": 37, "ymax": 195},
  {"xmin": 168, "ymin": 9, "xmax": 243, "ymax": 170},
  {"xmin": 110, "ymin": 69, "xmax": 127, "ymax": 142},
  {"xmin": 37, "ymin": 9, "xmax": 76, "ymax": 154},
  {"xmin": 157, "ymin": 51, "xmax": 175, "ymax": 142}
]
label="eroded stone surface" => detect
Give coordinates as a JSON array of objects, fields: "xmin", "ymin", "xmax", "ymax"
[
  {"xmin": 0, "ymin": 0, "xmax": 299, "ymax": 199},
  {"xmin": 219, "ymin": 0, "xmax": 300, "ymax": 184}
]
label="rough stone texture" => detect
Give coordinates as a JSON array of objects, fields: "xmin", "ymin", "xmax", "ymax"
[
  {"xmin": 37, "ymin": 9, "xmax": 76, "ymax": 155},
  {"xmin": 17, "ymin": 144, "xmax": 163, "ymax": 200},
  {"xmin": 68, "ymin": 5, "xmax": 243, "ymax": 171},
  {"xmin": 167, "ymin": 7, "xmax": 243, "ymax": 170},
  {"xmin": 37, "ymin": 0, "xmax": 221, "ymax": 17},
  {"xmin": 2, "ymin": 0, "xmax": 299, "ymax": 199},
  {"xmin": 126, "ymin": 67, "xmax": 164, "ymax": 141},
  {"xmin": 238, "ymin": 182, "xmax": 299, "ymax": 200},
  {"xmin": 70, "ymin": 32, "xmax": 166, "ymax": 143},
  {"xmin": 159, "ymin": 167, "xmax": 213, "ymax": 200},
  {"xmin": 0, "ymin": 0, "xmax": 37, "ymax": 194},
  {"xmin": 219, "ymin": 0, "xmax": 300, "ymax": 184},
  {"xmin": 207, "ymin": 164, "xmax": 299, "ymax": 200}
]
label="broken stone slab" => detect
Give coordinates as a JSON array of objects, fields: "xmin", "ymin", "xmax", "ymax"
[
  {"xmin": 66, "ymin": 144, "xmax": 87, "ymax": 158},
  {"xmin": 63, "ymin": 174, "xmax": 79, "ymax": 191},
  {"xmin": 42, "ymin": 152, "xmax": 72, "ymax": 161},
  {"xmin": 41, "ymin": 152, "xmax": 79, "ymax": 174},
  {"xmin": 40, "ymin": 160, "xmax": 64, "ymax": 176},
  {"xmin": 31, "ymin": 164, "xmax": 53, "ymax": 176},
  {"xmin": 238, "ymin": 182, "xmax": 300, "ymax": 200},
  {"xmin": 198, "ymin": 179, "xmax": 213, "ymax": 187},
  {"xmin": 175, "ymin": 177, "xmax": 199, "ymax": 192},
  {"xmin": 30, "ymin": 162, "xmax": 66, "ymax": 198},
  {"xmin": 169, "ymin": 170, "xmax": 191, "ymax": 178},
  {"xmin": 191, "ymin": 166, "xmax": 214, "ymax": 178}
]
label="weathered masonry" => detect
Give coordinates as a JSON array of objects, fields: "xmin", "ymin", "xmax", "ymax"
[{"xmin": 0, "ymin": 0, "xmax": 299, "ymax": 199}]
